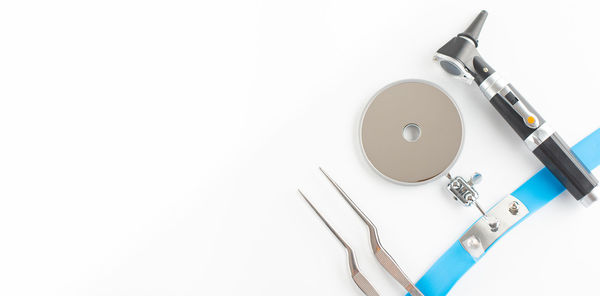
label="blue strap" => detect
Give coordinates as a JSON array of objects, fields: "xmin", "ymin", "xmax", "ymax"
[
  {"xmin": 415, "ymin": 241, "xmax": 474, "ymax": 296},
  {"xmin": 411, "ymin": 128, "xmax": 600, "ymax": 296}
]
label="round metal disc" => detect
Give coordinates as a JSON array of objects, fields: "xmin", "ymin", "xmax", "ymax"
[{"xmin": 360, "ymin": 80, "xmax": 463, "ymax": 184}]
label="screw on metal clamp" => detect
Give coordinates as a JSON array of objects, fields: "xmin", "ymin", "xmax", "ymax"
[{"xmin": 446, "ymin": 172, "xmax": 499, "ymax": 232}]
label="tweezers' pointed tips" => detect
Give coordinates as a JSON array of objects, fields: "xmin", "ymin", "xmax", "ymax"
[
  {"xmin": 298, "ymin": 189, "xmax": 307, "ymax": 199},
  {"xmin": 320, "ymin": 168, "xmax": 348, "ymax": 200},
  {"xmin": 319, "ymin": 167, "xmax": 335, "ymax": 183},
  {"xmin": 298, "ymin": 190, "xmax": 315, "ymax": 208}
]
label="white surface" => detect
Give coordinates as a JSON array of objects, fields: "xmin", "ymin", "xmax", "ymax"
[{"xmin": 0, "ymin": 1, "xmax": 599, "ymax": 295}]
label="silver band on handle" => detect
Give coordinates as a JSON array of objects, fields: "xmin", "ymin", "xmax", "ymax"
[
  {"xmin": 581, "ymin": 186, "xmax": 600, "ymax": 207},
  {"xmin": 479, "ymin": 72, "xmax": 509, "ymax": 99},
  {"xmin": 524, "ymin": 123, "xmax": 555, "ymax": 151}
]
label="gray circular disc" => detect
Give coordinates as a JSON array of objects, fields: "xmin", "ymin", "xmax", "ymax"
[{"xmin": 360, "ymin": 80, "xmax": 463, "ymax": 184}]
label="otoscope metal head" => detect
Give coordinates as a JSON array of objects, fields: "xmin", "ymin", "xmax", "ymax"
[{"xmin": 434, "ymin": 10, "xmax": 489, "ymax": 84}]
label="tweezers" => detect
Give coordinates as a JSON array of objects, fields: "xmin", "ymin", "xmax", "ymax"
[
  {"xmin": 298, "ymin": 168, "xmax": 423, "ymax": 296},
  {"xmin": 298, "ymin": 189, "xmax": 380, "ymax": 295},
  {"xmin": 319, "ymin": 168, "xmax": 423, "ymax": 296}
]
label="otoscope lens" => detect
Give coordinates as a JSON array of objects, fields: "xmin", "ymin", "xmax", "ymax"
[{"xmin": 440, "ymin": 60, "xmax": 462, "ymax": 76}]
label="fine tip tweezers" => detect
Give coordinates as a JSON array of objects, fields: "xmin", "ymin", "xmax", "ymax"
[
  {"xmin": 318, "ymin": 168, "xmax": 423, "ymax": 296},
  {"xmin": 298, "ymin": 189, "xmax": 380, "ymax": 296}
]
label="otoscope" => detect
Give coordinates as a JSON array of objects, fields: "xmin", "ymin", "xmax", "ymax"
[{"xmin": 434, "ymin": 10, "xmax": 599, "ymax": 206}]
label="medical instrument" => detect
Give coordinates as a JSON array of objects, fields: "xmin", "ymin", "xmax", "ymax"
[
  {"xmin": 434, "ymin": 10, "xmax": 599, "ymax": 206},
  {"xmin": 320, "ymin": 168, "xmax": 423, "ymax": 296},
  {"xmin": 412, "ymin": 128, "xmax": 600, "ymax": 296},
  {"xmin": 360, "ymin": 80, "xmax": 463, "ymax": 184},
  {"xmin": 298, "ymin": 189, "xmax": 380, "ymax": 296}
]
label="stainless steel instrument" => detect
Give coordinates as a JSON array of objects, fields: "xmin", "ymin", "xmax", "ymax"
[
  {"xmin": 319, "ymin": 168, "xmax": 423, "ymax": 296},
  {"xmin": 298, "ymin": 168, "xmax": 422, "ymax": 296},
  {"xmin": 298, "ymin": 190, "xmax": 380, "ymax": 296}
]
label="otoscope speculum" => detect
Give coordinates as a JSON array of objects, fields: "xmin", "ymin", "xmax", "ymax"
[{"xmin": 433, "ymin": 10, "xmax": 489, "ymax": 84}]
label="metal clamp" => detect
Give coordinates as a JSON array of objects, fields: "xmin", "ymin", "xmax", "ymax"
[
  {"xmin": 447, "ymin": 172, "xmax": 482, "ymax": 207},
  {"xmin": 459, "ymin": 195, "xmax": 529, "ymax": 259},
  {"xmin": 446, "ymin": 172, "xmax": 501, "ymax": 233}
]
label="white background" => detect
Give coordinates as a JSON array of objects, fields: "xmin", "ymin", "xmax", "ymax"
[{"xmin": 1, "ymin": 1, "xmax": 599, "ymax": 295}]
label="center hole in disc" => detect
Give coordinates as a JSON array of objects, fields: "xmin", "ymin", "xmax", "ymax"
[{"xmin": 403, "ymin": 123, "xmax": 421, "ymax": 142}]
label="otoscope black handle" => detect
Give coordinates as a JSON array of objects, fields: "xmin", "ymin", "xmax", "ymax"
[
  {"xmin": 533, "ymin": 133, "xmax": 598, "ymax": 200},
  {"xmin": 474, "ymin": 57, "xmax": 599, "ymax": 204}
]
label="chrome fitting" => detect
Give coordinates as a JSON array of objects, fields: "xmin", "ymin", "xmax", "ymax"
[{"xmin": 581, "ymin": 187, "xmax": 600, "ymax": 207}]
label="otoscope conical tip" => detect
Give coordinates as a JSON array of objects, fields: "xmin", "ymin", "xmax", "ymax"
[{"xmin": 460, "ymin": 10, "xmax": 488, "ymax": 46}]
